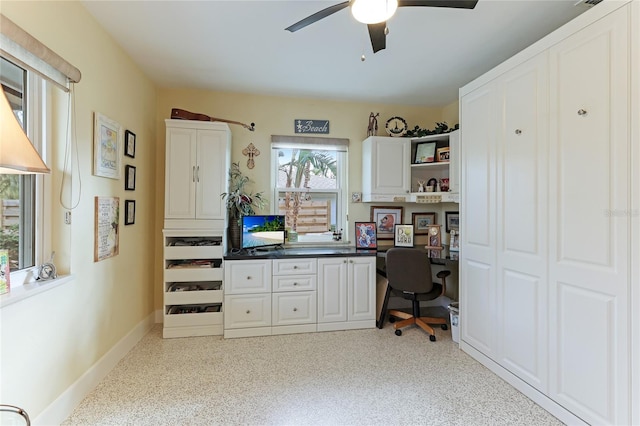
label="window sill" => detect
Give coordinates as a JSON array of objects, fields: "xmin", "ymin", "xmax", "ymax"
[{"xmin": 0, "ymin": 275, "xmax": 74, "ymax": 309}]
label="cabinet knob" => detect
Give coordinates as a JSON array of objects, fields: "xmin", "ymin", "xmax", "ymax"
[
  {"xmin": 246, "ymin": 276, "xmax": 252, "ymax": 280},
  {"xmin": 293, "ymin": 308, "xmax": 298, "ymax": 312},
  {"xmin": 293, "ymin": 265, "xmax": 298, "ymax": 269},
  {"xmin": 577, "ymin": 109, "xmax": 588, "ymax": 116},
  {"xmin": 515, "ymin": 129, "xmax": 522, "ymax": 135},
  {"xmin": 293, "ymin": 282, "xmax": 298, "ymax": 286},
  {"xmin": 343, "ymin": 260, "xmax": 347, "ymax": 263},
  {"xmin": 246, "ymin": 310, "xmax": 250, "ymax": 314},
  {"xmin": 349, "ymin": 259, "xmax": 354, "ymax": 264}
]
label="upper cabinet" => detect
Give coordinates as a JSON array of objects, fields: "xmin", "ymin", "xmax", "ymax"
[
  {"xmin": 361, "ymin": 130, "xmax": 459, "ymax": 203},
  {"xmin": 164, "ymin": 119, "xmax": 231, "ymax": 229}
]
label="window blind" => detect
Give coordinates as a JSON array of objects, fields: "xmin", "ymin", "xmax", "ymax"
[
  {"xmin": 271, "ymin": 135, "xmax": 349, "ymax": 152},
  {"xmin": 0, "ymin": 14, "xmax": 81, "ymax": 91}
]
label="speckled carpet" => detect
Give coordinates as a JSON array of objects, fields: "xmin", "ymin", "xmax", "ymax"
[{"xmin": 62, "ymin": 324, "xmax": 562, "ymax": 425}]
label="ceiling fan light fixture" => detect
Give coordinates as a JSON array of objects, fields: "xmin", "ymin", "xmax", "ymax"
[{"xmin": 351, "ymin": 0, "xmax": 398, "ymax": 24}]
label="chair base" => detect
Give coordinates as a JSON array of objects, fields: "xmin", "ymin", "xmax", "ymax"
[{"xmin": 388, "ymin": 309, "xmax": 448, "ymax": 341}]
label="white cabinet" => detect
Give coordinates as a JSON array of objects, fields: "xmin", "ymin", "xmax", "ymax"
[
  {"xmin": 164, "ymin": 119, "xmax": 230, "ymax": 229},
  {"xmin": 317, "ymin": 257, "xmax": 376, "ymax": 331},
  {"xmin": 162, "ymin": 230, "xmax": 224, "ymax": 338},
  {"xmin": 459, "ymin": 3, "xmax": 636, "ymax": 425},
  {"xmin": 362, "ymin": 132, "xmax": 460, "ymax": 203},
  {"xmin": 271, "ymin": 258, "xmax": 317, "ymax": 335}
]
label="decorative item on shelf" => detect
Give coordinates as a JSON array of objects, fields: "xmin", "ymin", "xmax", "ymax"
[
  {"xmin": 405, "ymin": 121, "xmax": 459, "ymax": 138},
  {"xmin": 171, "ymin": 108, "xmax": 255, "ymax": 131},
  {"xmin": 385, "ymin": 116, "xmax": 408, "ymax": 137},
  {"xmin": 440, "ymin": 178, "xmax": 449, "ymax": 192},
  {"xmin": 436, "ymin": 147, "xmax": 450, "ymax": 162},
  {"xmin": 427, "ymin": 178, "xmax": 438, "ymax": 191},
  {"xmin": 221, "ymin": 162, "xmax": 267, "ymax": 249},
  {"xmin": 417, "ymin": 179, "xmax": 426, "ymax": 192},
  {"xmin": 449, "ymin": 229, "xmax": 460, "ymax": 252},
  {"xmin": 414, "ymin": 142, "xmax": 436, "ymax": 163},
  {"xmin": 367, "ymin": 112, "xmax": 379, "ymax": 136},
  {"xmin": 242, "ymin": 142, "xmax": 260, "ymax": 169}
]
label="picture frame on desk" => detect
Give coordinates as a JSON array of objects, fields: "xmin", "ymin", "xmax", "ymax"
[
  {"xmin": 449, "ymin": 229, "xmax": 460, "ymax": 251},
  {"xmin": 355, "ymin": 222, "xmax": 377, "ymax": 249},
  {"xmin": 394, "ymin": 224, "xmax": 414, "ymax": 247}
]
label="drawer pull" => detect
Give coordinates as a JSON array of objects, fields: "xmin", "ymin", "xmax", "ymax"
[
  {"xmin": 293, "ymin": 265, "xmax": 298, "ymax": 269},
  {"xmin": 246, "ymin": 310, "xmax": 251, "ymax": 314},
  {"xmin": 293, "ymin": 282, "xmax": 298, "ymax": 286}
]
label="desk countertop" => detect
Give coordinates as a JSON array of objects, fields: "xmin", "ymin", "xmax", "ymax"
[{"xmin": 224, "ymin": 246, "xmax": 377, "ymax": 260}]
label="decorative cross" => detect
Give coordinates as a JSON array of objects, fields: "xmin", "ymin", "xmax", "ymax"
[{"xmin": 242, "ymin": 142, "xmax": 260, "ymax": 169}]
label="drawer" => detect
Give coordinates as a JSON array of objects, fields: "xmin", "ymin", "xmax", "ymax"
[
  {"xmin": 272, "ymin": 275, "xmax": 316, "ymax": 292},
  {"xmin": 164, "ymin": 245, "xmax": 223, "ymax": 260},
  {"xmin": 273, "ymin": 258, "xmax": 316, "ymax": 275},
  {"xmin": 165, "ymin": 289, "xmax": 223, "ymax": 305},
  {"xmin": 272, "ymin": 291, "xmax": 317, "ymax": 326},
  {"xmin": 164, "ymin": 267, "xmax": 223, "ymax": 283},
  {"xmin": 225, "ymin": 260, "xmax": 271, "ymax": 294},
  {"xmin": 224, "ymin": 294, "xmax": 271, "ymax": 329},
  {"xmin": 164, "ymin": 311, "xmax": 223, "ymax": 328}
]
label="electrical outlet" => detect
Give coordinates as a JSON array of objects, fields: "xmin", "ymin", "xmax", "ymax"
[{"xmin": 65, "ymin": 211, "xmax": 71, "ymax": 224}]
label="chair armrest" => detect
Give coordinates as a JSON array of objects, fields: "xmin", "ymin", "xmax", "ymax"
[{"xmin": 436, "ymin": 270, "xmax": 451, "ymax": 296}]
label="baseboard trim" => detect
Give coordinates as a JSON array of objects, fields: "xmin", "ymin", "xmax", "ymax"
[{"xmin": 33, "ymin": 313, "xmax": 155, "ymax": 425}]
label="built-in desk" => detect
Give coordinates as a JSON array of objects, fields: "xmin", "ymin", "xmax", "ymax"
[{"xmin": 223, "ymin": 246, "xmax": 377, "ymax": 338}]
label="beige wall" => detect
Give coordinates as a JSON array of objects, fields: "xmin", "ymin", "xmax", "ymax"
[
  {"xmin": 0, "ymin": 0, "xmax": 461, "ymax": 421},
  {"xmin": 0, "ymin": 1, "xmax": 157, "ymax": 420}
]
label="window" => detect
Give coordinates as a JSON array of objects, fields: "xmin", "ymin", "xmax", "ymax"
[
  {"xmin": 1, "ymin": 57, "xmax": 47, "ymax": 286},
  {"xmin": 271, "ymin": 136, "xmax": 348, "ymax": 243}
]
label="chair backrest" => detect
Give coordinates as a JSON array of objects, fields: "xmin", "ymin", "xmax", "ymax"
[{"xmin": 386, "ymin": 247, "xmax": 434, "ymax": 294}]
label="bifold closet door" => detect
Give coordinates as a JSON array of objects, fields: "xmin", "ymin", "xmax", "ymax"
[
  {"xmin": 547, "ymin": 6, "xmax": 630, "ymax": 425},
  {"xmin": 459, "ymin": 83, "xmax": 498, "ymax": 358},
  {"xmin": 496, "ymin": 53, "xmax": 549, "ymax": 394}
]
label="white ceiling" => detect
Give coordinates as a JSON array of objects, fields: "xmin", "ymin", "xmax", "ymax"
[{"xmin": 81, "ymin": 0, "xmax": 595, "ymax": 107}]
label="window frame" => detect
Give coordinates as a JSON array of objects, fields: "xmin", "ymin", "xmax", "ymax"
[{"xmin": 271, "ymin": 140, "xmax": 349, "ymax": 244}]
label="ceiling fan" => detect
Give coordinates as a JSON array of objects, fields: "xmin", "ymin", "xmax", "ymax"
[{"xmin": 285, "ymin": 0, "xmax": 479, "ymax": 54}]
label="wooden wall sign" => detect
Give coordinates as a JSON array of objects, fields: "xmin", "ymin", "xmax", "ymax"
[{"xmin": 295, "ymin": 119, "xmax": 329, "ymax": 134}]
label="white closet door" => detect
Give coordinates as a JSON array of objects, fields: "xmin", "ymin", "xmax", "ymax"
[
  {"xmin": 460, "ymin": 83, "xmax": 498, "ymax": 357},
  {"xmin": 548, "ymin": 6, "xmax": 630, "ymax": 425},
  {"xmin": 196, "ymin": 130, "xmax": 228, "ymax": 220},
  {"xmin": 165, "ymin": 127, "xmax": 197, "ymax": 219},
  {"xmin": 496, "ymin": 53, "xmax": 549, "ymax": 393}
]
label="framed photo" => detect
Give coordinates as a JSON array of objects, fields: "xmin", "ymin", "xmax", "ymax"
[
  {"xmin": 125, "ymin": 200, "xmax": 135, "ymax": 225},
  {"xmin": 354, "ymin": 222, "xmax": 377, "ymax": 249},
  {"xmin": 436, "ymin": 147, "xmax": 450, "ymax": 162},
  {"xmin": 414, "ymin": 142, "xmax": 436, "ymax": 164},
  {"xmin": 412, "ymin": 212, "xmax": 437, "ymax": 235},
  {"xmin": 93, "ymin": 113, "xmax": 122, "ymax": 179},
  {"xmin": 394, "ymin": 224, "xmax": 414, "ymax": 247},
  {"xmin": 124, "ymin": 130, "xmax": 136, "ymax": 158},
  {"xmin": 370, "ymin": 206, "xmax": 403, "ymax": 239},
  {"xmin": 125, "ymin": 165, "xmax": 136, "ymax": 191},
  {"xmin": 449, "ymin": 229, "xmax": 460, "ymax": 251},
  {"xmin": 445, "ymin": 211, "xmax": 459, "ymax": 233},
  {"xmin": 94, "ymin": 196, "xmax": 119, "ymax": 262}
]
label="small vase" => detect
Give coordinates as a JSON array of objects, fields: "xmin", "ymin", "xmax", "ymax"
[{"xmin": 228, "ymin": 217, "xmax": 241, "ymax": 249}]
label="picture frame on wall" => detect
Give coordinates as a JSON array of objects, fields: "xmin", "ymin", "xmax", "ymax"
[
  {"xmin": 394, "ymin": 224, "xmax": 414, "ymax": 247},
  {"xmin": 412, "ymin": 212, "xmax": 437, "ymax": 235},
  {"xmin": 124, "ymin": 200, "xmax": 136, "ymax": 225},
  {"xmin": 125, "ymin": 165, "xmax": 136, "ymax": 191},
  {"xmin": 124, "ymin": 130, "xmax": 136, "ymax": 158},
  {"xmin": 445, "ymin": 211, "xmax": 459, "ymax": 233},
  {"xmin": 370, "ymin": 206, "xmax": 403, "ymax": 239},
  {"xmin": 93, "ymin": 113, "xmax": 122, "ymax": 179},
  {"xmin": 354, "ymin": 222, "xmax": 377, "ymax": 249}
]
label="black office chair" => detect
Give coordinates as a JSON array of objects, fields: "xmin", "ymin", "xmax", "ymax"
[{"xmin": 380, "ymin": 247, "xmax": 450, "ymax": 341}]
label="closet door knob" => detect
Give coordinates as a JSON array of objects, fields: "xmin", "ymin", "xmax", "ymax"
[
  {"xmin": 515, "ymin": 129, "xmax": 522, "ymax": 135},
  {"xmin": 246, "ymin": 310, "xmax": 250, "ymax": 314},
  {"xmin": 577, "ymin": 109, "xmax": 588, "ymax": 116}
]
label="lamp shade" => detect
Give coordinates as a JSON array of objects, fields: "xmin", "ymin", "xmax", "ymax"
[
  {"xmin": 351, "ymin": 0, "xmax": 398, "ymax": 24},
  {"xmin": 0, "ymin": 87, "xmax": 49, "ymax": 174}
]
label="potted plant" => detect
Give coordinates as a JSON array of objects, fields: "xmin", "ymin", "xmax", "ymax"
[{"xmin": 221, "ymin": 162, "xmax": 267, "ymax": 248}]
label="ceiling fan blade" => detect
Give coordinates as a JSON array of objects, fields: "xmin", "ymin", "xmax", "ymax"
[
  {"xmin": 285, "ymin": 2, "xmax": 350, "ymax": 32},
  {"xmin": 398, "ymin": 0, "xmax": 478, "ymax": 9},
  {"xmin": 368, "ymin": 23, "xmax": 387, "ymax": 53}
]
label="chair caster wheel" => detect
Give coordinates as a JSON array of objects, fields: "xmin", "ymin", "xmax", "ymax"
[
  {"xmin": 389, "ymin": 317, "xmax": 396, "ymax": 323},
  {"xmin": 441, "ymin": 324, "xmax": 448, "ymax": 330},
  {"xmin": 429, "ymin": 335, "xmax": 436, "ymax": 342},
  {"xmin": 395, "ymin": 329, "xmax": 402, "ymax": 336}
]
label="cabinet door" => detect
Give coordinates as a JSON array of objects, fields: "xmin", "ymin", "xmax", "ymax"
[
  {"xmin": 224, "ymin": 260, "xmax": 271, "ymax": 294},
  {"xmin": 165, "ymin": 127, "xmax": 197, "ymax": 219},
  {"xmin": 496, "ymin": 53, "xmax": 549, "ymax": 393},
  {"xmin": 347, "ymin": 257, "xmax": 376, "ymax": 322},
  {"xmin": 363, "ymin": 137, "xmax": 410, "ymax": 198},
  {"xmin": 460, "ymin": 82, "xmax": 499, "ymax": 358},
  {"xmin": 272, "ymin": 291, "xmax": 317, "ymax": 326},
  {"xmin": 317, "ymin": 258, "xmax": 347, "ymax": 323},
  {"xmin": 224, "ymin": 294, "xmax": 271, "ymax": 329},
  {"xmin": 447, "ymin": 130, "xmax": 460, "ymax": 194},
  {"xmin": 547, "ymin": 8, "xmax": 630, "ymax": 425},
  {"xmin": 195, "ymin": 130, "xmax": 229, "ymax": 220}
]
